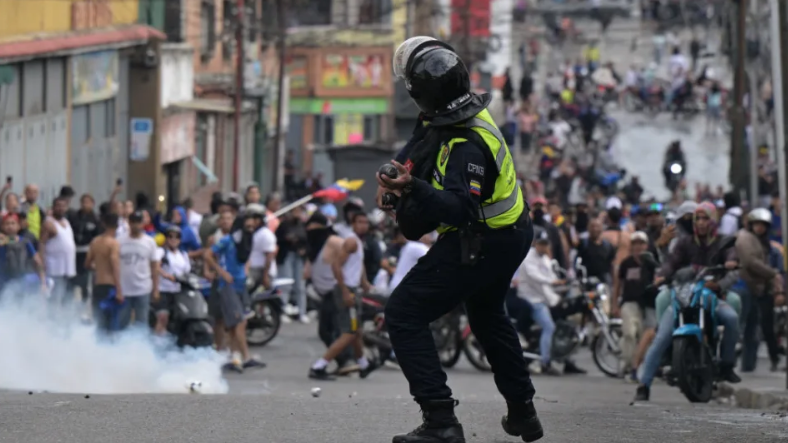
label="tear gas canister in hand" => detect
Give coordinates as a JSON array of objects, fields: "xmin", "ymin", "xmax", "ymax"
[{"xmin": 378, "ymin": 164, "xmax": 400, "ymax": 208}]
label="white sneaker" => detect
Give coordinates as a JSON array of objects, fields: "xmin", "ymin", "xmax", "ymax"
[
  {"xmin": 299, "ymin": 315, "xmax": 311, "ymax": 324},
  {"xmin": 280, "ymin": 314, "xmax": 292, "ymax": 324}
]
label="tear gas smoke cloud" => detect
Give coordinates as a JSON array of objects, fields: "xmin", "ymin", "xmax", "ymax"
[{"xmin": 0, "ymin": 292, "xmax": 229, "ymax": 395}]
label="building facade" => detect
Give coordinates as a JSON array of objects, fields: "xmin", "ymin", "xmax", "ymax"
[
  {"xmin": 0, "ymin": 0, "xmax": 164, "ymax": 205},
  {"xmin": 282, "ymin": 0, "xmax": 404, "ymax": 180}
]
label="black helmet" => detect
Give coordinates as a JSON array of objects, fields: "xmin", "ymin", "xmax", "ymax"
[{"xmin": 394, "ymin": 37, "xmax": 472, "ymax": 117}]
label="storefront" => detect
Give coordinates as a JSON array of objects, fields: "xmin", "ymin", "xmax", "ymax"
[{"xmin": 284, "ymin": 46, "xmax": 394, "ymax": 175}]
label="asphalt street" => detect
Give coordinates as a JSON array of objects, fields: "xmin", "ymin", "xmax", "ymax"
[{"xmin": 1, "ymin": 322, "xmax": 786, "ymax": 443}]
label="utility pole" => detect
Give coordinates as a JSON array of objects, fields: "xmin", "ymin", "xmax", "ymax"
[
  {"xmin": 233, "ymin": 0, "xmax": 245, "ymax": 191},
  {"xmin": 729, "ymin": 0, "xmax": 748, "ymax": 199},
  {"xmin": 748, "ymin": 0, "xmax": 759, "ymax": 204},
  {"xmin": 271, "ymin": 0, "xmax": 286, "ymax": 192},
  {"xmin": 769, "ymin": 0, "xmax": 788, "ymax": 391}
]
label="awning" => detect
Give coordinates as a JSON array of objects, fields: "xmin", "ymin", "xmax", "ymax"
[
  {"xmin": 170, "ymin": 98, "xmax": 257, "ymax": 114},
  {"xmin": 0, "ymin": 25, "xmax": 165, "ymax": 63}
]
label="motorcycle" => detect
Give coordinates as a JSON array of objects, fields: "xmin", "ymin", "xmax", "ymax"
[
  {"xmin": 664, "ymin": 264, "xmax": 731, "ymax": 403},
  {"xmin": 664, "ymin": 161, "xmax": 685, "ymax": 193},
  {"xmin": 463, "ymin": 259, "xmax": 622, "ymax": 374},
  {"xmin": 148, "ymin": 274, "xmax": 214, "ymax": 348},
  {"xmin": 360, "ymin": 294, "xmax": 464, "ymax": 368},
  {"xmin": 245, "ymin": 278, "xmax": 295, "ymax": 347}
]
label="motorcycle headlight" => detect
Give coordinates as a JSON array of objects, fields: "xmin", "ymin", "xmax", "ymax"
[
  {"xmin": 670, "ymin": 163, "xmax": 683, "ymax": 174},
  {"xmin": 595, "ymin": 283, "xmax": 607, "ymax": 298},
  {"xmin": 675, "ymin": 284, "xmax": 693, "ymax": 307}
]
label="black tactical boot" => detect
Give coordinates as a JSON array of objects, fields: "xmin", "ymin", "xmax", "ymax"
[
  {"xmin": 392, "ymin": 399, "xmax": 465, "ymax": 443},
  {"xmin": 501, "ymin": 400, "xmax": 544, "ymax": 442}
]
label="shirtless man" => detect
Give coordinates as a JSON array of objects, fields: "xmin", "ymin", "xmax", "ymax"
[
  {"xmin": 304, "ymin": 212, "xmax": 353, "ymax": 373},
  {"xmin": 85, "ymin": 213, "xmax": 122, "ymax": 330}
]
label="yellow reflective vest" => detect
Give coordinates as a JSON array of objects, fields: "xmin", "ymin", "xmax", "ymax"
[{"xmin": 430, "ymin": 109, "xmax": 524, "ymax": 233}]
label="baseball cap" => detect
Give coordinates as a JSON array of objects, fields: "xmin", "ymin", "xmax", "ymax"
[
  {"xmin": 631, "ymin": 231, "xmax": 649, "ymax": 243},
  {"xmin": 128, "ymin": 210, "xmax": 144, "ymax": 223}
]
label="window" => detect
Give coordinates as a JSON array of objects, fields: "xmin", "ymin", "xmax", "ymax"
[
  {"xmin": 246, "ymin": 0, "xmax": 257, "ymax": 42},
  {"xmin": 314, "ymin": 115, "xmax": 335, "ymax": 145},
  {"xmin": 222, "ymin": 0, "xmax": 236, "ymax": 61},
  {"xmin": 261, "ymin": 0, "xmax": 278, "ymax": 40},
  {"xmin": 358, "ymin": 0, "xmax": 392, "ymax": 25},
  {"xmin": 363, "ymin": 115, "xmax": 379, "ymax": 141},
  {"xmin": 289, "ymin": 0, "xmax": 332, "ymax": 26},
  {"xmin": 200, "ymin": 0, "xmax": 216, "ymax": 61}
]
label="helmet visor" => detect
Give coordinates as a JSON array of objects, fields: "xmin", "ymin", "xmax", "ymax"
[{"xmin": 393, "ymin": 36, "xmax": 438, "ymax": 80}]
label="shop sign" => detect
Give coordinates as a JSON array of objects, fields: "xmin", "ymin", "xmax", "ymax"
[
  {"xmin": 321, "ymin": 54, "xmax": 385, "ymax": 89},
  {"xmin": 71, "ymin": 50, "xmax": 119, "ymax": 105},
  {"xmin": 130, "ymin": 118, "xmax": 153, "ymax": 162},
  {"xmin": 290, "ymin": 98, "xmax": 388, "ymax": 114},
  {"xmin": 286, "ymin": 56, "xmax": 308, "ymax": 90},
  {"xmin": 160, "ymin": 112, "xmax": 196, "ymax": 165}
]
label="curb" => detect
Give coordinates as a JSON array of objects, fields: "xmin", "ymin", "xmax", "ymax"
[{"xmin": 715, "ymin": 382, "xmax": 788, "ymax": 410}]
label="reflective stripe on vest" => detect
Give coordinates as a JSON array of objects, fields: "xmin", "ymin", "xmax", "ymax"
[{"xmin": 431, "ymin": 109, "xmax": 524, "ymax": 232}]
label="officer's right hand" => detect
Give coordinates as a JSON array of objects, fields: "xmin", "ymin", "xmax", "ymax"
[{"xmin": 376, "ymin": 185, "xmax": 400, "ymax": 213}]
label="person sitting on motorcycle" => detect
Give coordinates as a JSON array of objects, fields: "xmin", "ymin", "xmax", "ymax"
[
  {"xmin": 662, "ymin": 140, "xmax": 686, "ymax": 189},
  {"xmin": 634, "ymin": 202, "xmax": 742, "ymax": 402},
  {"xmin": 153, "ymin": 225, "xmax": 192, "ymax": 335},
  {"xmin": 516, "ymin": 228, "xmax": 564, "ymax": 376}
]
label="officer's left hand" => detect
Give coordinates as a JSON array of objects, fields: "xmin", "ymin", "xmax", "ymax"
[{"xmin": 377, "ymin": 160, "xmax": 412, "ymax": 190}]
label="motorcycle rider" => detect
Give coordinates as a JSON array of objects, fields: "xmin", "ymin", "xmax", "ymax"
[
  {"xmin": 662, "ymin": 140, "xmax": 686, "ymax": 191},
  {"xmin": 634, "ymin": 202, "xmax": 741, "ymax": 402},
  {"xmin": 517, "ymin": 228, "xmax": 563, "ymax": 375},
  {"xmin": 737, "ymin": 208, "xmax": 783, "ymax": 372}
]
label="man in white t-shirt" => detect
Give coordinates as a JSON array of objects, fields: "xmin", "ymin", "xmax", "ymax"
[
  {"xmin": 389, "ymin": 233, "xmax": 433, "ymax": 292},
  {"xmin": 117, "ymin": 210, "xmax": 160, "ymax": 330},
  {"xmin": 246, "ymin": 204, "xmax": 278, "ymax": 290}
]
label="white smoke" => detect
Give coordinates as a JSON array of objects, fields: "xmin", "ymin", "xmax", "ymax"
[{"xmin": 0, "ymin": 292, "xmax": 229, "ymax": 395}]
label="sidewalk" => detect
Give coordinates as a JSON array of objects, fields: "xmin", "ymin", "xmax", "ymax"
[{"xmin": 716, "ymin": 369, "xmax": 788, "ymax": 410}]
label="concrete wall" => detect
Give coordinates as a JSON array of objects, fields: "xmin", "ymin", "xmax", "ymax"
[{"xmin": 0, "ymin": 0, "xmax": 140, "ymax": 39}]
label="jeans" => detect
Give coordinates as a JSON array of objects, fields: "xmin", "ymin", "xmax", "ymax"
[
  {"xmin": 117, "ymin": 294, "xmax": 151, "ymax": 331},
  {"xmin": 741, "ymin": 285, "xmax": 780, "ymax": 370},
  {"xmin": 530, "ymin": 302, "xmax": 555, "ymax": 366},
  {"xmin": 640, "ymin": 303, "xmax": 739, "ymax": 387},
  {"xmin": 279, "ymin": 251, "xmax": 306, "ymax": 316},
  {"xmin": 50, "ymin": 276, "xmax": 74, "ymax": 306},
  {"xmin": 386, "ymin": 218, "xmax": 535, "ymax": 403}
]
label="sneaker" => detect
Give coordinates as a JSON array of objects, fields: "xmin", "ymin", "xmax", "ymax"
[
  {"xmin": 243, "ymin": 358, "xmax": 267, "ymax": 369},
  {"xmin": 634, "ymin": 385, "xmax": 650, "ymax": 402},
  {"xmin": 298, "ymin": 315, "xmax": 311, "ymax": 324},
  {"xmin": 563, "ymin": 361, "xmax": 587, "ymax": 375},
  {"xmin": 335, "ymin": 361, "xmax": 361, "ymax": 375},
  {"xmin": 359, "ymin": 360, "xmax": 380, "ymax": 379},
  {"xmin": 627, "ymin": 369, "xmax": 638, "ymax": 383},
  {"xmin": 223, "ymin": 359, "xmax": 244, "ymax": 374},
  {"xmin": 541, "ymin": 364, "xmax": 561, "ymax": 376},
  {"xmin": 280, "ymin": 314, "xmax": 292, "ymax": 324},
  {"xmin": 243, "ymin": 309, "xmax": 256, "ymax": 320},
  {"xmin": 308, "ymin": 367, "xmax": 336, "ymax": 381}
]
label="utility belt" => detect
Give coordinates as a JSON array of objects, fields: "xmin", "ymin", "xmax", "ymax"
[{"xmin": 453, "ymin": 213, "xmax": 530, "ymax": 266}]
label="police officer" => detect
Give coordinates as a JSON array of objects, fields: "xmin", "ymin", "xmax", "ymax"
[{"xmin": 376, "ymin": 37, "xmax": 543, "ymax": 443}]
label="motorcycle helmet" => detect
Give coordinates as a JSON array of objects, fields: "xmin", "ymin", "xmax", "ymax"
[
  {"xmin": 165, "ymin": 225, "xmax": 182, "ymax": 236},
  {"xmin": 245, "ymin": 203, "xmax": 266, "ymax": 217},
  {"xmin": 747, "ymin": 208, "xmax": 772, "ymax": 226},
  {"xmin": 393, "ymin": 36, "xmax": 472, "ymax": 116}
]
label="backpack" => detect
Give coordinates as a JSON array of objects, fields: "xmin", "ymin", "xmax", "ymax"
[{"xmin": 4, "ymin": 239, "xmax": 31, "ymax": 279}]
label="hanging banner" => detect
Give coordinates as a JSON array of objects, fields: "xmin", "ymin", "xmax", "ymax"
[
  {"xmin": 321, "ymin": 54, "xmax": 385, "ymax": 89},
  {"xmin": 71, "ymin": 50, "xmax": 119, "ymax": 105},
  {"xmin": 130, "ymin": 118, "xmax": 153, "ymax": 162}
]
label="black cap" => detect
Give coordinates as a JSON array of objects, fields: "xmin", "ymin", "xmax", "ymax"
[
  {"xmin": 128, "ymin": 210, "xmax": 144, "ymax": 223},
  {"xmin": 306, "ymin": 211, "xmax": 329, "ymax": 227}
]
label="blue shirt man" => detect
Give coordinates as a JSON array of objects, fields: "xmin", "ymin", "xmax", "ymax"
[{"xmin": 211, "ymin": 233, "xmax": 248, "ymax": 293}]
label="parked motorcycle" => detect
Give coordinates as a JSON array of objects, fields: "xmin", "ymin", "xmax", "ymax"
[
  {"xmin": 148, "ymin": 274, "xmax": 214, "ymax": 348},
  {"xmin": 245, "ymin": 278, "xmax": 295, "ymax": 347}
]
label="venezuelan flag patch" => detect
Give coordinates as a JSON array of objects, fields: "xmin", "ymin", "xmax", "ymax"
[{"xmin": 469, "ymin": 180, "xmax": 481, "ymax": 196}]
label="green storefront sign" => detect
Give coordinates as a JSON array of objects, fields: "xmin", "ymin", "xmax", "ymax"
[
  {"xmin": 0, "ymin": 65, "xmax": 15, "ymax": 85},
  {"xmin": 290, "ymin": 98, "xmax": 389, "ymax": 114}
]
